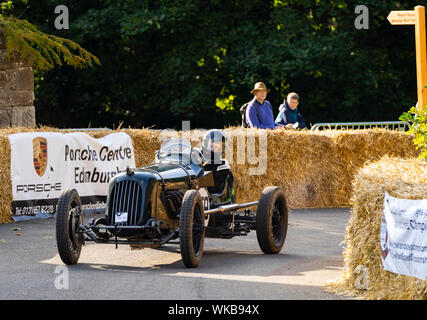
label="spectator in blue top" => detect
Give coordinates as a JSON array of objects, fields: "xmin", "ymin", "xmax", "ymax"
[
  {"xmin": 275, "ymin": 92, "xmax": 307, "ymax": 129},
  {"xmin": 246, "ymin": 82, "xmax": 282, "ymax": 129}
]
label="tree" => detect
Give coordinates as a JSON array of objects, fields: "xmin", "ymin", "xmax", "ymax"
[
  {"xmin": 1, "ymin": 0, "xmax": 99, "ymax": 70},
  {"xmin": 8, "ymin": 0, "xmax": 422, "ymax": 129}
]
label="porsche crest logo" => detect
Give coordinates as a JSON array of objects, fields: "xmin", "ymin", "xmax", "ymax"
[{"xmin": 33, "ymin": 137, "xmax": 48, "ymax": 177}]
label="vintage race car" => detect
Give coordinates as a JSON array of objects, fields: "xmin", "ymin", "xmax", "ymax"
[{"xmin": 56, "ymin": 136, "xmax": 288, "ymax": 268}]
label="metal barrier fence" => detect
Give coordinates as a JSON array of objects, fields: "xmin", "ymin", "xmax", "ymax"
[
  {"xmin": 58, "ymin": 123, "xmax": 412, "ymax": 132},
  {"xmin": 310, "ymin": 121, "xmax": 410, "ymax": 131}
]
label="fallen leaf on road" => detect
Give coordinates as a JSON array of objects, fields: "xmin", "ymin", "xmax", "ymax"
[
  {"xmin": 10, "ymin": 227, "xmax": 22, "ymax": 231},
  {"xmin": 16, "ymin": 233, "xmax": 22, "ymax": 236}
]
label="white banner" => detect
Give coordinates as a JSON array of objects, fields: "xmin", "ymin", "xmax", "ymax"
[
  {"xmin": 380, "ymin": 192, "xmax": 427, "ymax": 280},
  {"xmin": 9, "ymin": 132, "xmax": 135, "ymax": 217}
]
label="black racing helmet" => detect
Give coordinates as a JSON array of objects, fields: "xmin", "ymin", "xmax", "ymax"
[{"xmin": 201, "ymin": 129, "xmax": 227, "ymax": 164}]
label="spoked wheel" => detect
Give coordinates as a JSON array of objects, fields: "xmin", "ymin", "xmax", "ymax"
[
  {"xmin": 56, "ymin": 188, "xmax": 84, "ymax": 265},
  {"xmin": 179, "ymin": 190, "xmax": 205, "ymax": 268},
  {"xmin": 256, "ymin": 186, "xmax": 288, "ymax": 254}
]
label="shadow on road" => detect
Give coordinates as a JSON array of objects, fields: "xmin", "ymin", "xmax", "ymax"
[{"xmin": 59, "ymin": 248, "xmax": 342, "ymax": 280}]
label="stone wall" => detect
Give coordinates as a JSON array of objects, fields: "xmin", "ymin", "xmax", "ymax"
[{"xmin": 0, "ymin": 33, "xmax": 35, "ymax": 128}]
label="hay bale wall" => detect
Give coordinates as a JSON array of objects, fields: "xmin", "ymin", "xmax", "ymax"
[
  {"xmin": 225, "ymin": 128, "xmax": 345, "ymax": 208},
  {"xmin": 333, "ymin": 130, "xmax": 420, "ymax": 206},
  {"xmin": 0, "ymin": 127, "xmax": 419, "ymax": 223},
  {"xmin": 224, "ymin": 128, "xmax": 418, "ymax": 208},
  {"xmin": 0, "ymin": 132, "xmax": 12, "ymax": 223},
  {"xmin": 325, "ymin": 157, "xmax": 427, "ymax": 299}
]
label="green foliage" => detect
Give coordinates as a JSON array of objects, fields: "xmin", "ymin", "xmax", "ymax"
[
  {"xmin": 0, "ymin": 1, "xmax": 14, "ymax": 14},
  {"xmin": 0, "ymin": 16, "xmax": 100, "ymax": 71},
  {"xmin": 400, "ymin": 106, "xmax": 427, "ymax": 161},
  {"xmin": 0, "ymin": 0, "xmax": 27, "ymax": 17},
  {"xmin": 8, "ymin": 0, "xmax": 422, "ymax": 129}
]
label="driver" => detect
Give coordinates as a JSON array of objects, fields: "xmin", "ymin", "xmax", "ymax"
[
  {"xmin": 201, "ymin": 129, "xmax": 231, "ymax": 194},
  {"xmin": 201, "ymin": 129, "xmax": 227, "ymax": 167}
]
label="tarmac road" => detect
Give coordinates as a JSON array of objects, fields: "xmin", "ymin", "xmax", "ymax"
[{"xmin": 0, "ymin": 208, "xmax": 350, "ymax": 300}]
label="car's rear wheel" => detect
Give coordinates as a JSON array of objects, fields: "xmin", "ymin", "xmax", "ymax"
[
  {"xmin": 56, "ymin": 188, "xmax": 83, "ymax": 265},
  {"xmin": 256, "ymin": 186, "xmax": 288, "ymax": 254},
  {"xmin": 179, "ymin": 190, "xmax": 205, "ymax": 268}
]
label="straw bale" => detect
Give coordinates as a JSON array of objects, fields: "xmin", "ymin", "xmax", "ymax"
[
  {"xmin": 333, "ymin": 129, "xmax": 419, "ymax": 206},
  {"xmin": 0, "ymin": 127, "xmax": 419, "ymax": 223},
  {"xmin": 121, "ymin": 129, "xmax": 161, "ymax": 167},
  {"xmin": 224, "ymin": 128, "xmax": 345, "ymax": 208},
  {"xmin": 224, "ymin": 128, "xmax": 418, "ymax": 208},
  {"xmin": 0, "ymin": 133, "xmax": 12, "ymax": 223},
  {"xmin": 325, "ymin": 156, "xmax": 427, "ymax": 299}
]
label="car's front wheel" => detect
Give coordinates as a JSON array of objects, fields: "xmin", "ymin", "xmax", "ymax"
[
  {"xmin": 179, "ymin": 190, "xmax": 205, "ymax": 268},
  {"xmin": 56, "ymin": 188, "xmax": 83, "ymax": 265}
]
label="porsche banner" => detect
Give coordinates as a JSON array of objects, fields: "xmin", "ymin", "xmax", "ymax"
[
  {"xmin": 380, "ymin": 192, "xmax": 427, "ymax": 280},
  {"xmin": 9, "ymin": 132, "xmax": 135, "ymax": 219}
]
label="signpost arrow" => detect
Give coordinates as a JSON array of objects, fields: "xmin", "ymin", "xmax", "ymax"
[{"xmin": 387, "ymin": 10, "xmax": 416, "ymax": 25}]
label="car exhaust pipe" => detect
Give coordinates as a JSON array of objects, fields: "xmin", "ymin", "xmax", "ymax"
[{"xmin": 204, "ymin": 201, "xmax": 258, "ymax": 215}]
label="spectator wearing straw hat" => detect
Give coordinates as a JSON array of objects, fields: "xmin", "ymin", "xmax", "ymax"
[
  {"xmin": 275, "ymin": 92, "xmax": 307, "ymax": 129},
  {"xmin": 245, "ymin": 82, "xmax": 282, "ymax": 129}
]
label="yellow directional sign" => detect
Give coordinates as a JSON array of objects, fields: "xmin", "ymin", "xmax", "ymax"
[
  {"xmin": 387, "ymin": 10, "xmax": 416, "ymax": 25},
  {"xmin": 389, "ymin": 6, "xmax": 427, "ymax": 110}
]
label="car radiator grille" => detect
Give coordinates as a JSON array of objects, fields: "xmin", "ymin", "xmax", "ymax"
[{"xmin": 109, "ymin": 180, "xmax": 143, "ymax": 226}]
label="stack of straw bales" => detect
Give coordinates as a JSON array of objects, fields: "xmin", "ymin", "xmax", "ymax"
[
  {"xmin": 0, "ymin": 127, "xmax": 419, "ymax": 223},
  {"xmin": 332, "ymin": 130, "xmax": 419, "ymax": 205},
  {"xmin": 325, "ymin": 156, "xmax": 427, "ymax": 299},
  {"xmin": 0, "ymin": 132, "xmax": 12, "ymax": 223},
  {"xmin": 224, "ymin": 128, "xmax": 345, "ymax": 207},
  {"xmin": 122, "ymin": 129, "xmax": 162, "ymax": 167},
  {"xmin": 224, "ymin": 128, "xmax": 419, "ymax": 208}
]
